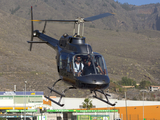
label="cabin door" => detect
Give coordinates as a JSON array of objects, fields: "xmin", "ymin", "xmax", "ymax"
[{"xmin": 59, "ymin": 52, "xmax": 68, "ymax": 76}]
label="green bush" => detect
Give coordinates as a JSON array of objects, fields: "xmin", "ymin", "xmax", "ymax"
[
  {"xmin": 82, "ymin": 98, "xmax": 93, "ymax": 110},
  {"xmin": 120, "ymin": 3, "xmax": 132, "ymax": 11},
  {"xmin": 120, "ymin": 77, "xmax": 136, "ymax": 86},
  {"xmin": 89, "ymin": 25, "xmax": 95, "ymax": 28},
  {"xmin": 139, "ymin": 80, "xmax": 151, "ymax": 89},
  {"xmin": 61, "ymin": 0, "xmax": 65, "ymax": 5},
  {"xmin": 110, "ymin": 3, "xmax": 116, "ymax": 9},
  {"xmin": 10, "ymin": 5, "xmax": 20, "ymax": 14}
]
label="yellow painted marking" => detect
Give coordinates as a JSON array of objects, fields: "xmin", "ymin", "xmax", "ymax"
[
  {"xmin": 31, "ymin": 93, "xmax": 35, "ymax": 95},
  {"xmin": 32, "ymin": 20, "xmax": 41, "ymax": 22}
]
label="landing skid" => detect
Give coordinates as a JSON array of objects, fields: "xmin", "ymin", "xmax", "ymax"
[
  {"xmin": 45, "ymin": 79, "xmax": 116, "ymax": 107},
  {"xmin": 44, "ymin": 79, "xmax": 76, "ymax": 107},
  {"xmin": 91, "ymin": 89, "xmax": 116, "ymax": 106}
]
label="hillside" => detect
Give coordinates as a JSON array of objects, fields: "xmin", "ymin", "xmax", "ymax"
[
  {"xmin": 0, "ymin": 0, "xmax": 160, "ymax": 31},
  {"xmin": 0, "ymin": 0, "xmax": 160, "ymax": 98}
]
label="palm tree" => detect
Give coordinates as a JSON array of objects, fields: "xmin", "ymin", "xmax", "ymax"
[{"xmin": 82, "ymin": 98, "xmax": 93, "ymax": 110}]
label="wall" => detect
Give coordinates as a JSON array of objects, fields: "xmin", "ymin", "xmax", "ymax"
[{"xmin": 92, "ymin": 105, "xmax": 160, "ymax": 120}]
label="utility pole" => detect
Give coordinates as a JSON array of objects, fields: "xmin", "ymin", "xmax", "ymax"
[
  {"xmin": 125, "ymin": 91, "xmax": 128, "ymax": 120},
  {"xmin": 24, "ymin": 81, "xmax": 27, "ymax": 120},
  {"xmin": 140, "ymin": 89, "xmax": 147, "ymax": 120},
  {"xmin": 143, "ymin": 91, "xmax": 144, "ymax": 120},
  {"xmin": 114, "ymin": 102, "xmax": 117, "ymax": 120}
]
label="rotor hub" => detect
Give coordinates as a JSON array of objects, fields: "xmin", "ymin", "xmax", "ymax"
[{"xmin": 75, "ymin": 17, "xmax": 84, "ymax": 23}]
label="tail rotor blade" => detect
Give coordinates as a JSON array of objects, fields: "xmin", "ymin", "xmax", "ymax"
[{"xmin": 30, "ymin": 6, "xmax": 34, "ymax": 51}]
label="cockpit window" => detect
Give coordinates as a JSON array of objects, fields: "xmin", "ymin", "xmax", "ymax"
[
  {"xmin": 72, "ymin": 54, "xmax": 108, "ymax": 77},
  {"xmin": 73, "ymin": 54, "xmax": 95, "ymax": 76},
  {"xmin": 94, "ymin": 54, "xmax": 108, "ymax": 75}
]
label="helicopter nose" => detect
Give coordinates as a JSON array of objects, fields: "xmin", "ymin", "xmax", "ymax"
[
  {"xmin": 92, "ymin": 79, "xmax": 108, "ymax": 84},
  {"xmin": 77, "ymin": 75, "xmax": 110, "ymax": 89},
  {"xmin": 89, "ymin": 75, "xmax": 110, "ymax": 84}
]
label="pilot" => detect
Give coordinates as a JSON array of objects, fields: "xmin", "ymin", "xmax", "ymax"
[
  {"xmin": 82, "ymin": 61, "xmax": 95, "ymax": 75},
  {"xmin": 74, "ymin": 56, "xmax": 84, "ymax": 76}
]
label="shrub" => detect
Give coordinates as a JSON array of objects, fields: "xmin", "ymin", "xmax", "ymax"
[
  {"xmin": 89, "ymin": 25, "xmax": 95, "ymax": 28},
  {"xmin": 139, "ymin": 80, "xmax": 151, "ymax": 89},
  {"xmin": 82, "ymin": 98, "xmax": 93, "ymax": 110},
  {"xmin": 110, "ymin": 3, "xmax": 116, "ymax": 9},
  {"xmin": 10, "ymin": 5, "xmax": 20, "ymax": 14},
  {"xmin": 120, "ymin": 77, "xmax": 136, "ymax": 86},
  {"xmin": 120, "ymin": 3, "xmax": 132, "ymax": 11}
]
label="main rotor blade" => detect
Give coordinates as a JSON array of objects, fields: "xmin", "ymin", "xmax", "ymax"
[
  {"xmin": 84, "ymin": 12, "xmax": 115, "ymax": 22},
  {"xmin": 32, "ymin": 20, "xmax": 78, "ymax": 22},
  {"xmin": 32, "ymin": 12, "xmax": 115, "ymax": 23}
]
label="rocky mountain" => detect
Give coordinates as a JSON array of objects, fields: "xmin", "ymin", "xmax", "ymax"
[
  {"xmin": 129, "ymin": 3, "xmax": 160, "ymax": 30},
  {"xmin": 0, "ymin": 0, "xmax": 160, "ymax": 98},
  {"xmin": 0, "ymin": 0, "xmax": 160, "ymax": 31}
]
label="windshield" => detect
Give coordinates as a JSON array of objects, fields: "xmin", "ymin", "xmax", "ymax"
[
  {"xmin": 72, "ymin": 54, "xmax": 108, "ymax": 76},
  {"xmin": 94, "ymin": 54, "xmax": 108, "ymax": 75}
]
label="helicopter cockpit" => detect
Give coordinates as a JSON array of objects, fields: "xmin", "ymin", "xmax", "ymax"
[{"xmin": 72, "ymin": 53, "xmax": 108, "ymax": 77}]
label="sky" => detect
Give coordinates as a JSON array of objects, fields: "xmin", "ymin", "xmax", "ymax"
[{"xmin": 115, "ymin": 0, "xmax": 160, "ymax": 6}]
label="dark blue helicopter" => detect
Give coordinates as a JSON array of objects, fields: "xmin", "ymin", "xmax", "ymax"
[{"xmin": 28, "ymin": 6, "xmax": 116, "ymax": 107}]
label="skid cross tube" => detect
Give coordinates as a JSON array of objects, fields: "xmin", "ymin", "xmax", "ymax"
[
  {"xmin": 63, "ymin": 87, "xmax": 77, "ymax": 94},
  {"xmin": 48, "ymin": 79, "xmax": 62, "ymax": 96},
  {"xmin": 48, "ymin": 87, "xmax": 65, "ymax": 97},
  {"xmin": 45, "ymin": 79, "xmax": 65, "ymax": 106},
  {"xmin": 45, "ymin": 79, "xmax": 77, "ymax": 107},
  {"xmin": 44, "ymin": 95, "xmax": 64, "ymax": 107},
  {"xmin": 92, "ymin": 89, "xmax": 116, "ymax": 106}
]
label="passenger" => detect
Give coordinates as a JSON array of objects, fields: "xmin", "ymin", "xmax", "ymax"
[
  {"xmin": 83, "ymin": 61, "xmax": 95, "ymax": 75},
  {"xmin": 83, "ymin": 58, "xmax": 88, "ymax": 66},
  {"xmin": 74, "ymin": 56, "xmax": 84, "ymax": 76},
  {"xmin": 83, "ymin": 56, "xmax": 91, "ymax": 66},
  {"xmin": 95, "ymin": 62, "xmax": 104, "ymax": 75}
]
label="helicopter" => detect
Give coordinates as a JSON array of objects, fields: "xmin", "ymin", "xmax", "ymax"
[{"xmin": 28, "ymin": 6, "xmax": 116, "ymax": 107}]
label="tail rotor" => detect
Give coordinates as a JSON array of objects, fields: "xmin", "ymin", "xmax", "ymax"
[{"xmin": 30, "ymin": 6, "xmax": 34, "ymax": 51}]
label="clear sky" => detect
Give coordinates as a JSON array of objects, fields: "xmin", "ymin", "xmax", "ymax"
[{"xmin": 115, "ymin": 0, "xmax": 160, "ymax": 6}]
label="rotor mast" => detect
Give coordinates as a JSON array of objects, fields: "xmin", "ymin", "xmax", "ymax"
[{"xmin": 74, "ymin": 17, "xmax": 85, "ymax": 36}]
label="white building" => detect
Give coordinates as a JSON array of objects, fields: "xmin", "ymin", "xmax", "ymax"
[
  {"xmin": 149, "ymin": 86, "xmax": 160, "ymax": 91},
  {"xmin": 1, "ymin": 91, "xmax": 160, "ymax": 120},
  {"xmin": 0, "ymin": 91, "xmax": 44, "ymax": 110}
]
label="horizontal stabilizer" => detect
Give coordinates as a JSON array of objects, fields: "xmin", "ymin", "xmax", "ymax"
[{"xmin": 27, "ymin": 41, "xmax": 48, "ymax": 43}]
